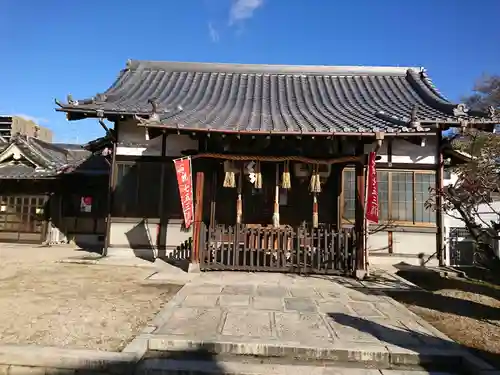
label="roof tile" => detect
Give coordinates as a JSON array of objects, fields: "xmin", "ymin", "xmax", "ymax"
[{"xmin": 57, "ymin": 60, "xmax": 492, "ymax": 134}]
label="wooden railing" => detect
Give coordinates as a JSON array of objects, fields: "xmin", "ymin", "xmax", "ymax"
[{"xmin": 199, "ymin": 223, "xmax": 356, "ymax": 274}]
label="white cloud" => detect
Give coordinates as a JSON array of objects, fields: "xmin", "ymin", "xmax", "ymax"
[
  {"xmin": 208, "ymin": 22, "xmax": 220, "ymax": 42},
  {"xmin": 229, "ymin": 0, "xmax": 264, "ymax": 25},
  {"xmin": 11, "ymin": 114, "xmax": 49, "ymax": 125}
]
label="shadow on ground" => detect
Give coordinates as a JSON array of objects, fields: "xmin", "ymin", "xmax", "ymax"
[
  {"xmin": 378, "ymin": 268, "xmax": 500, "ymax": 369},
  {"xmin": 397, "ymin": 261, "xmax": 500, "ymax": 295},
  {"xmin": 329, "ymin": 312, "xmax": 497, "ymax": 373},
  {"xmin": 12, "ymin": 348, "xmax": 225, "ymax": 374},
  {"xmin": 386, "ymin": 286, "xmax": 500, "ymax": 323}
]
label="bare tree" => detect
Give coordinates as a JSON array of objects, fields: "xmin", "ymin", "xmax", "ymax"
[
  {"xmin": 427, "ymin": 75, "xmax": 500, "ymax": 264},
  {"xmin": 462, "ymin": 75, "xmax": 500, "ymax": 111}
]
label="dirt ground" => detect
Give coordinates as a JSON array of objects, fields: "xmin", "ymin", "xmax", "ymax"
[
  {"xmin": 0, "ymin": 244, "xmax": 182, "ymax": 351},
  {"xmin": 389, "ymin": 269, "xmax": 500, "ymax": 368}
]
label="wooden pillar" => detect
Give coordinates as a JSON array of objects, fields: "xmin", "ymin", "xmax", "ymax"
[
  {"xmin": 435, "ymin": 129, "xmax": 445, "ymax": 266},
  {"xmin": 103, "ymin": 138, "xmax": 117, "ymax": 257},
  {"xmin": 191, "ymin": 171, "xmax": 205, "ymax": 264},
  {"xmin": 355, "ymin": 155, "xmax": 366, "ymax": 277},
  {"xmin": 157, "ymin": 132, "xmax": 168, "ymax": 257},
  {"xmin": 336, "ymin": 165, "xmax": 344, "ymax": 231}
]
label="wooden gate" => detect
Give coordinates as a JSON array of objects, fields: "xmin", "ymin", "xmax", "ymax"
[
  {"xmin": 0, "ymin": 195, "xmax": 48, "ymax": 243},
  {"xmin": 199, "ymin": 224, "xmax": 356, "ymax": 274}
]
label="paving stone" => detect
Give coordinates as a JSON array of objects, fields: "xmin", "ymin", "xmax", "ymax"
[
  {"xmin": 256, "ymin": 285, "xmax": 289, "ymax": 297},
  {"xmin": 317, "ymin": 300, "xmax": 354, "ymax": 315},
  {"xmin": 222, "ymin": 311, "xmax": 273, "ymax": 338},
  {"xmin": 399, "ymin": 320, "xmax": 454, "ymax": 348},
  {"xmin": 275, "ymin": 312, "xmax": 334, "ymax": 343},
  {"xmin": 149, "ymin": 274, "xmax": 464, "ymax": 369},
  {"xmin": 326, "ymin": 315, "xmax": 380, "ymax": 343},
  {"xmin": 380, "ymin": 371, "xmax": 457, "ymax": 374},
  {"xmin": 371, "ymin": 302, "xmax": 414, "ymax": 320},
  {"xmin": 323, "ymin": 369, "xmax": 381, "ymax": 375},
  {"xmin": 219, "ymin": 295, "xmax": 251, "ymax": 307},
  {"xmin": 347, "ymin": 291, "xmax": 383, "ymax": 301},
  {"xmin": 180, "ymin": 295, "xmax": 219, "ymax": 308},
  {"xmin": 348, "ymin": 301, "xmax": 385, "ymax": 318},
  {"xmin": 371, "ymin": 320, "xmax": 422, "ymax": 347},
  {"xmin": 284, "ymin": 297, "xmax": 317, "ymax": 312},
  {"xmin": 221, "ymin": 285, "xmax": 254, "ymax": 295},
  {"xmin": 184, "ymin": 284, "xmax": 223, "ymax": 295},
  {"xmin": 289, "ymin": 288, "xmax": 320, "ymax": 298},
  {"xmin": 157, "ymin": 308, "xmax": 222, "ymax": 338},
  {"xmin": 317, "ymin": 290, "xmax": 342, "ymax": 300},
  {"xmin": 252, "ymin": 296, "xmax": 284, "ymax": 311}
]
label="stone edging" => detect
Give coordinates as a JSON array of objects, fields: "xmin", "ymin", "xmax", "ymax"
[{"xmin": 0, "ymin": 345, "xmax": 138, "ymax": 374}]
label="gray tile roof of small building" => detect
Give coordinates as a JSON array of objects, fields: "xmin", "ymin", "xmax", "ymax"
[
  {"xmin": 56, "ymin": 60, "xmax": 497, "ymax": 135},
  {"xmin": 0, "ymin": 135, "xmax": 107, "ymax": 179}
]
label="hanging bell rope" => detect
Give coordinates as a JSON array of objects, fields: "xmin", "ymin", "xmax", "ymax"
[
  {"xmin": 236, "ymin": 169, "xmax": 243, "ymax": 224},
  {"xmin": 223, "ymin": 161, "xmax": 236, "ymax": 188},
  {"xmin": 254, "ymin": 161, "xmax": 262, "ymax": 189},
  {"xmin": 309, "ymin": 164, "xmax": 321, "ymax": 193},
  {"xmin": 281, "ymin": 160, "xmax": 291, "ymax": 189},
  {"xmin": 312, "ymin": 194, "xmax": 319, "ymax": 228},
  {"xmin": 272, "ymin": 164, "xmax": 280, "ymax": 228}
]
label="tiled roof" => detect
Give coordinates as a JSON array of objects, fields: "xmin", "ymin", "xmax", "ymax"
[
  {"xmin": 56, "ymin": 60, "xmax": 495, "ymax": 135},
  {"xmin": 0, "ymin": 135, "xmax": 108, "ymax": 179}
]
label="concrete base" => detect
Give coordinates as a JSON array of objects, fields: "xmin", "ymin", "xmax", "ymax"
[
  {"xmin": 354, "ymin": 269, "xmax": 367, "ymax": 280},
  {"xmin": 188, "ymin": 262, "xmax": 201, "ymax": 273},
  {"xmin": 368, "ymin": 254, "xmax": 440, "ymax": 268},
  {"xmin": 106, "ymin": 247, "xmax": 151, "ymax": 258}
]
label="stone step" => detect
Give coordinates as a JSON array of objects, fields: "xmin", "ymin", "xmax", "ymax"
[
  {"xmin": 147, "ymin": 337, "xmax": 466, "ymax": 372},
  {"xmin": 137, "ymin": 357, "xmax": 460, "ymax": 374}
]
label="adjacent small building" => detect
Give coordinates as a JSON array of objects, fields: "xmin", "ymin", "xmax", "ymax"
[
  {"xmin": 54, "ymin": 60, "xmax": 498, "ymax": 275},
  {"xmin": 0, "ymin": 133, "xmax": 109, "ymax": 245}
]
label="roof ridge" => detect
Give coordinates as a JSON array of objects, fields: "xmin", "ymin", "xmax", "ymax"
[{"xmin": 125, "ymin": 59, "xmax": 418, "ymax": 76}]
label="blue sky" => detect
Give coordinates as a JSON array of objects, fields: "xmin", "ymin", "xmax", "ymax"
[{"xmin": 0, "ymin": 0, "xmax": 499, "ymax": 143}]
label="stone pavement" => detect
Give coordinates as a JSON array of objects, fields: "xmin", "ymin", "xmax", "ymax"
[{"xmin": 145, "ymin": 271, "xmax": 492, "ymax": 373}]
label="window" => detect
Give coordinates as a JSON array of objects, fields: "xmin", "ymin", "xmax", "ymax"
[
  {"xmin": 113, "ymin": 162, "xmax": 162, "ymax": 218},
  {"xmin": 112, "ymin": 161, "xmax": 183, "ymax": 219},
  {"xmin": 342, "ymin": 169, "xmax": 436, "ymax": 225}
]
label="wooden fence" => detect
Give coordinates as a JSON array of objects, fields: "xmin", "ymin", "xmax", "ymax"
[{"xmin": 199, "ymin": 223, "xmax": 356, "ymax": 275}]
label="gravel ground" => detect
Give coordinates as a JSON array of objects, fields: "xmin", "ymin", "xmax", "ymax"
[
  {"xmin": 0, "ymin": 244, "xmax": 182, "ymax": 351},
  {"xmin": 389, "ymin": 270, "xmax": 500, "ymax": 367}
]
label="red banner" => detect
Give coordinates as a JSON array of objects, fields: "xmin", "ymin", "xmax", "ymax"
[
  {"xmin": 173, "ymin": 157, "xmax": 194, "ymax": 229},
  {"xmin": 366, "ymin": 152, "xmax": 379, "ymax": 223}
]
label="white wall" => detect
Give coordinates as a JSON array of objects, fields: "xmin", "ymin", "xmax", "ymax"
[
  {"xmin": 376, "ymin": 137, "xmax": 437, "ymax": 165},
  {"xmin": 116, "ymin": 118, "xmax": 198, "ymax": 157}
]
